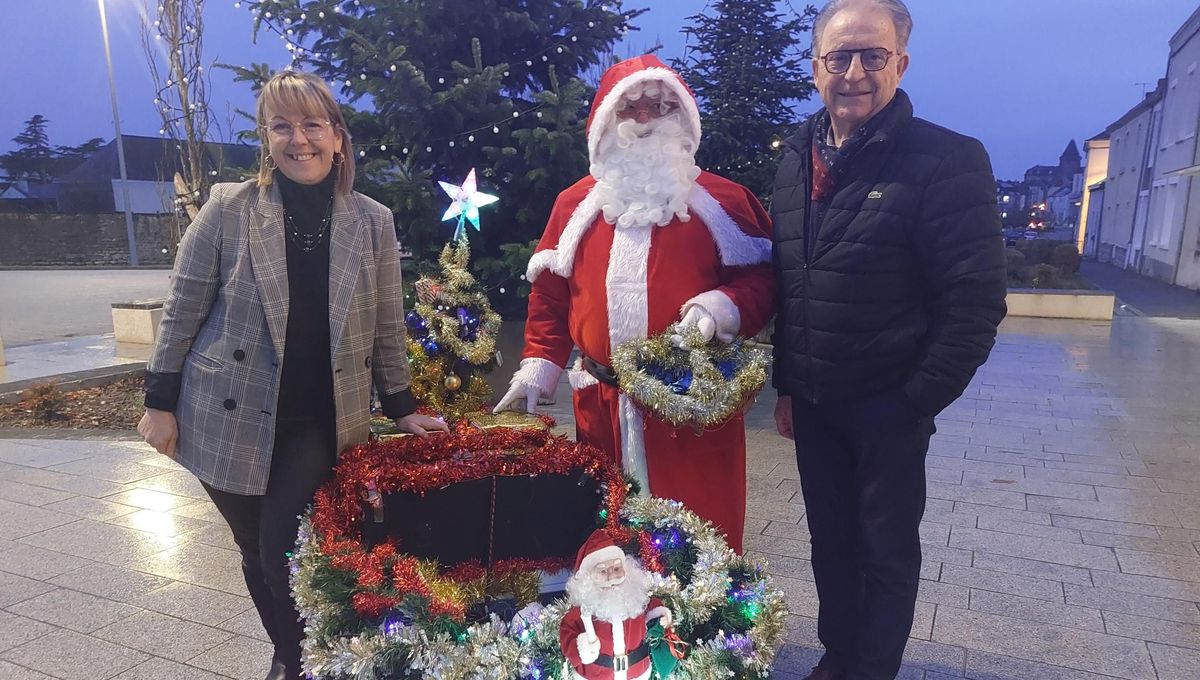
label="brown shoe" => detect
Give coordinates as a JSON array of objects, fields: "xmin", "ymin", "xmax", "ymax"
[{"xmin": 801, "ymin": 667, "xmax": 844, "ymax": 680}]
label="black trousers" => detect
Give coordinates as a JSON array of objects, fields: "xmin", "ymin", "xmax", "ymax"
[
  {"xmin": 791, "ymin": 390, "xmax": 935, "ymax": 680},
  {"xmin": 202, "ymin": 417, "xmax": 336, "ymax": 680}
]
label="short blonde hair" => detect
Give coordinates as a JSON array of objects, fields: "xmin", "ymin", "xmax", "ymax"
[{"xmin": 256, "ymin": 70, "xmax": 355, "ymax": 195}]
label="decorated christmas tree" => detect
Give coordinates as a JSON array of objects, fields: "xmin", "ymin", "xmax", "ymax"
[{"xmin": 404, "ymin": 239, "xmax": 503, "ymax": 422}]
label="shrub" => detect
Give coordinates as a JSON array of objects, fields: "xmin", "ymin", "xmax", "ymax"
[
  {"xmin": 19, "ymin": 381, "xmax": 66, "ymax": 422},
  {"xmin": 1051, "ymin": 243, "xmax": 1082, "ymax": 274},
  {"xmin": 1030, "ymin": 263, "xmax": 1059, "ymax": 290},
  {"xmin": 1004, "ymin": 248, "xmax": 1027, "ymax": 284}
]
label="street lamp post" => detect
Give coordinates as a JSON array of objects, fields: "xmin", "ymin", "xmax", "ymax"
[{"xmin": 97, "ymin": 0, "xmax": 139, "ymax": 266}]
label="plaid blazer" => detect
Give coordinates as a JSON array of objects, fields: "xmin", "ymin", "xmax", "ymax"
[{"xmin": 149, "ymin": 180, "xmax": 410, "ymax": 494}]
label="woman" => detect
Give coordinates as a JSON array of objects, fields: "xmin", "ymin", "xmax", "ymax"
[{"xmin": 137, "ymin": 70, "xmax": 446, "ymax": 680}]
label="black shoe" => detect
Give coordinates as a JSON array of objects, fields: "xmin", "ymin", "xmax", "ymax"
[{"xmin": 265, "ymin": 660, "xmax": 289, "ymax": 680}]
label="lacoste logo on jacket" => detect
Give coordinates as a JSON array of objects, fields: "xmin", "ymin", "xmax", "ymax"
[{"xmin": 868, "ymin": 190, "xmax": 883, "ymax": 199}]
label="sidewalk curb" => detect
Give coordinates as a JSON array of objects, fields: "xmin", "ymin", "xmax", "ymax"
[
  {"xmin": 0, "ymin": 428, "xmax": 138, "ymax": 440},
  {"xmin": 0, "ymin": 363, "xmax": 146, "ymax": 405}
]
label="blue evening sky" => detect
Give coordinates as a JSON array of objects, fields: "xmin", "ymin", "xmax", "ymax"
[{"xmin": 1, "ymin": 1, "xmax": 1194, "ymax": 180}]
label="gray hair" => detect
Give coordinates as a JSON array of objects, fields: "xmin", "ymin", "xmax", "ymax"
[{"xmin": 813, "ymin": 0, "xmax": 913, "ymax": 56}]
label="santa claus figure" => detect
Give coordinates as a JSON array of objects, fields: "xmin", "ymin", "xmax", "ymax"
[
  {"xmin": 494, "ymin": 55, "xmax": 773, "ymax": 552},
  {"xmin": 560, "ymin": 530, "xmax": 673, "ymax": 680}
]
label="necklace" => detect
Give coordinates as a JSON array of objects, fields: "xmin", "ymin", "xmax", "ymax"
[{"xmin": 284, "ymin": 197, "xmax": 333, "ymax": 252}]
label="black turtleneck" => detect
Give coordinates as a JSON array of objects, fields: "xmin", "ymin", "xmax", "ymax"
[{"xmin": 275, "ymin": 169, "xmax": 336, "ymax": 424}]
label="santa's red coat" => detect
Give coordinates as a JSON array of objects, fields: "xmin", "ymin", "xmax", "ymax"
[
  {"xmin": 521, "ymin": 171, "xmax": 774, "ymax": 552},
  {"xmin": 559, "ymin": 598, "xmax": 665, "ymax": 680}
]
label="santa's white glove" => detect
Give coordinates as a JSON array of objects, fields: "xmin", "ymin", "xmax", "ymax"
[
  {"xmin": 492, "ymin": 358, "xmax": 563, "ymax": 414},
  {"xmin": 576, "ymin": 633, "xmax": 601, "ymax": 664},
  {"xmin": 670, "ymin": 305, "xmax": 716, "ymax": 347}
]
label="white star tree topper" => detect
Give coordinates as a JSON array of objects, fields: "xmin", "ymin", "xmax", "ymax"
[{"xmin": 439, "ymin": 168, "xmax": 500, "ymax": 242}]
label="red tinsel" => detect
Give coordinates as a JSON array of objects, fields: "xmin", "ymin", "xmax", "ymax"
[
  {"xmin": 638, "ymin": 530, "xmax": 666, "ymax": 575},
  {"xmin": 309, "ymin": 420, "xmax": 626, "ymax": 624}
]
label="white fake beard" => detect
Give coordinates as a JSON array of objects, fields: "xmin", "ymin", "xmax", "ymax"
[
  {"xmin": 590, "ymin": 114, "xmax": 701, "ymax": 229},
  {"xmin": 566, "ymin": 556, "xmax": 652, "ymax": 623}
]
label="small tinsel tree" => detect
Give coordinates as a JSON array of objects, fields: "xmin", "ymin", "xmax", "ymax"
[{"xmin": 404, "ymin": 240, "xmax": 503, "ymax": 422}]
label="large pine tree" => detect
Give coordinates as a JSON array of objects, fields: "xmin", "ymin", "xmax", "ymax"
[
  {"xmin": 672, "ymin": 1, "xmax": 817, "ymax": 199},
  {"xmin": 240, "ymin": 0, "xmax": 643, "ymax": 304},
  {"xmin": 1, "ymin": 115, "xmax": 56, "ymax": 183}
]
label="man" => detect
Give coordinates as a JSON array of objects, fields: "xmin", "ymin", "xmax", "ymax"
[
  {"xmin": 771, "ymin": 1, "xmax": 1006, "ymax": 679},
  {"xmin": 560, "ymin": 530, "xmax": 673, "ymax": 680},
  {"xmin": 494, "ymin": 55, "xmax": 774, "ymax": 552}
]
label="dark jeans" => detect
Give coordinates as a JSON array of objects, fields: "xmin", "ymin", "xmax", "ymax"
[
  {"xmin": 791, "ymin": 390, "xmax": 935, "ymax": 680},
  {"xmin": 202, "ymin": 417, "xmax": 336, "ymax": 680}
]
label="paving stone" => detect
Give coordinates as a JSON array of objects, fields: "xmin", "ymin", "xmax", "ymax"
[
  {"xmin": 932, "ymin": 606, "xmax": 1155, "ymax": 679},
  {"xmin": 1147, "ymin": 643, "xmax": 1200, "ymax": 680},
  {"xmin": 16, "ymin": 517, "xmax": 185, "ymax": 569},
  {"xmin": 927, "ymin": 482, "xmax": 1027, "ymax": 510},
  {"xmin": 968, "ymin": 589, "xmax": 1104, "ymax": 632},
  {"xmin": 0, "ymin": 442, "xmax": 90, "ymax": 468},
  {"xmin": 0, "ymin": 541, "xmax": 92, "ymax": 580},
  {"xmin": 940, "ymin": 564, "xmax": 1063, "ymax": 602},
  {"xmin": 0, "ymin": 612, "xmax": 55, "ymax": 654},
  {"xmin": 186, "ymin": 635, "xmax": 276, "ymax": 680},
  {"xmin": 106, "ymin": 508, "xmax": 210, "ymax": 538},
  {"xmin": 100, "ymin": 488, "xmax": 199, "ymax": 513},
  {"xmin": 1026, "ymin": 495, "xmax": 1181, "ymax": 526},
  {"xmin": 963, "ymin": 649, "xmax": 1135, "ymax": 680},
  {"xmin": 974, "ymin": 516, "xmax": 1083, "ymax": 543},
  {"xmin": 93, "ymin": 610, "xmax": 234, "ymax": 662},
  {"xmin": 1081, "ymin": 531, "xmax": 1198, "ymax": 557},
  {"xmin": 0, "ymin": 660, "xmax": 57, "ymax": 680},
  {"xmin": 1050, "ymin": 514, "xmax": 1162, "ymax": 538},
  {"xmin": 133, "ymin": 542, "xmax": 254, "ymax": 595},
  {"xmin": 1088, "ymin": 568, "xmax": 1200, "ymax": 604},
  {"xmin": 948, "ymin": 526, "xmax": 1119, "ymax": 571},
  {"xmin": 1, "ymin": 466, "xmax": 130, "ymax": 499},
  {"xmin": 121, "ymin": 470, "xmax": 210, "ymax": 500},
  {"xmin": 133, "ymin": 581, "xmax": 253, "ymax": 627},
  {"xmin": 1063, "ymin": 583, "xmax": 1200, "ymax": 624},
  {"xmin": 212, "ymin": 607, "xmax": 270, "ymax": 643},
  {"xmin": 1102, "ymin": 610, "xmax": 1200, "ymax": 649},
  {"xmin": 918, "ymin": 579, "xmax": 970, "ymax": 608},
  {"xmin": 0, "ymin": 571, "xmax": 55, "ymax": 608},
  {"xmin": 0, "ymin": 627, "xmax": 149, "ymax": 680},
  {"xmin": 0, "ymin": 480, "xmax": 75, "ymax": 507},
  {"xmin": 1115, "ymin": 548, "xmax": 1200, "ymax": 582},
  {"xmin": 6, "ymin": 587, "xmax": 139, "ymax": 633},
  {"xmin": 911, "ymin": 601, "xmax": 935, "ymax": 640},
  {"xmin": 950, "ymin": 502, "xmax": 1052, "ymax": 526},
  {"xmin": 40, "ymin": 495, "xmax": 140, "ymax": 521},
  {"xmin": 1025, "ymin": 466, "xmax": 1160, "ymax": 490},
  {"xmin": 0, "ymin": 500, "xmax": 77, "ymax": 540},
  {"xmin": 960, "ymin": 471, "xmax": 1098, "ymax": 502},
  {"xmin": 969, "ymin": 552, "xmax": 1093, "ymax": 586},
  {"xmin": 45, "ymin": 456, "xmax": 165, "ymax": 485},
  {"xmin": 111, "ymin": 656, "xmax": 234, "ymax": 680},
  {"xmin": 48, "ymin": 562, "xmax": 174, "ymax": 604},
  {"xmin": 900, "ymin": 638, "xmax": 966, "ymax": 675}
]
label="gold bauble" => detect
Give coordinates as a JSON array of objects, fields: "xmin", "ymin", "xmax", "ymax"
[{"xmin": 444, "ymin": 375, "xmax": 462, "ymax": 391}]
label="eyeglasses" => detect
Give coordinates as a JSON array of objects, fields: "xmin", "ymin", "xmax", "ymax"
[
  {"xmin": 263, "ymin": 119, "xmax": 335, "ymax": 142},
  {"xmin": 616, "ymin": 98, "xmax": 679, "ymax": 119},
  {"xmin": 819, "ymin": 48, "xmax": 895, "ymax": 75}
]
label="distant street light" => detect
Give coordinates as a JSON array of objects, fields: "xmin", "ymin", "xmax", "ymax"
[{"xmin": 97, "ymin": 0, "xmax": 139, "ymax": 266}]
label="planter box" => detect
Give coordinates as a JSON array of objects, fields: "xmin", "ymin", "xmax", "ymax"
[
  {"xmin": 111, "ymin": 299, "xmax": 165, "ymax": 344},
  {"xmin": 1006, "ymin": 288, "xmax": 1114, "ymax": 321}
]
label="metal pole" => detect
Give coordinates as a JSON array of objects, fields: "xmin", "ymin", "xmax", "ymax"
[{"xmin": 97, "ymin": 0, "xmax": 139, "ymax": 266}]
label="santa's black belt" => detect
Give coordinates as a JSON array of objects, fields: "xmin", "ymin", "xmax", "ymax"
[
  {"xmin": 582, "ymin": 355, "xmax": 619, "ymax": 388},
  {"xmin": 593, "ymin": 642, "xmax": 650, "ymax": 671}
]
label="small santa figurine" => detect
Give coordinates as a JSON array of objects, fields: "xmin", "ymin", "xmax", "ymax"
[
  {"xmin": 560, "ymin": 530, "xmax": 674, "ymax": 680},
  {"xmin": 494, "ymin": 54, "xmax": 774, "ymax": 553}
]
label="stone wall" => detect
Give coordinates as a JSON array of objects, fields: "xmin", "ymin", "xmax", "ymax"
[{"xmin": 0, "ymin": 212, "xmax": 179, "ymax": 267}]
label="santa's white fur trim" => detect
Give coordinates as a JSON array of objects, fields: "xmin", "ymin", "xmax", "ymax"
[
  {"xmin": 526, "ymin": 188, "xmax": 604, "ymax": 282},
  {"xmin": 588, "ymin": 68, "xmax": 702, "ymax": 164},
  {"xmin": 683, "ymin": 290, "xmax": 741, "ymax": 343},
  {"xmin": 644, "ymin": 605, "xmax": 671, "ymax": 625},
  {"xmin": 687, "ymin": 183, "xmax": 772, "ymax": 266},
  {"xmin": 568, "ymin": 357, "xmax": 600, "ymax": 390},
  {"xmin": 509, "ymin": 357, "xmax": 563, "ymax": 398},
  {"xmin": 578, "ymin": 545, "xmax": 626, "ymax": 575}
]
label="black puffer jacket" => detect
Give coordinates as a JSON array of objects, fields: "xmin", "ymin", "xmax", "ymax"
[{"xmin": 771, "ymin": 90, "xmax": 1007, "ymax": 416}]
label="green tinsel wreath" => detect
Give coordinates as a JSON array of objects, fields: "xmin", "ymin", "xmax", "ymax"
[{"xmin": 610, "ymin": 324, "xmax": 770, "ymax": 429}]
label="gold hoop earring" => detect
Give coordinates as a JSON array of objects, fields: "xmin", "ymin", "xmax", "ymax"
[
  {"xmin": 332, "ymin": 151, "xmax": 345, "ymax": 167},
  {"xmin": 264, "ymin": 153, "xmax": 277, "ymax": 171}
]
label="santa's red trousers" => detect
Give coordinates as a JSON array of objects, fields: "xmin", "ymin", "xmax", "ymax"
[{"xmin": 572, "ymin": 380, "xmax": 747, "ymax": 553}]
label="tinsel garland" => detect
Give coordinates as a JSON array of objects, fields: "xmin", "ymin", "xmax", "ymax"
[
  {"xmin": 610, "ymin": 324, "xmax": 770, "ymax": 430},
  {"xmin": 404, "ymin": 240, "xmax": 504, "ymax": 420},
  {"xmin": 292, "ymin": 430, "xmax": 787, "ymax": 680}
]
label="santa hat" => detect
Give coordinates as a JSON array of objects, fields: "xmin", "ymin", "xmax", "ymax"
[
  {"xmin": 586, "ymin": 54, "xmax": 702, "ymax": 164},
  {"xmin": 575, "ymin": 529, "xmax": 626, "ymax": 574}
]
